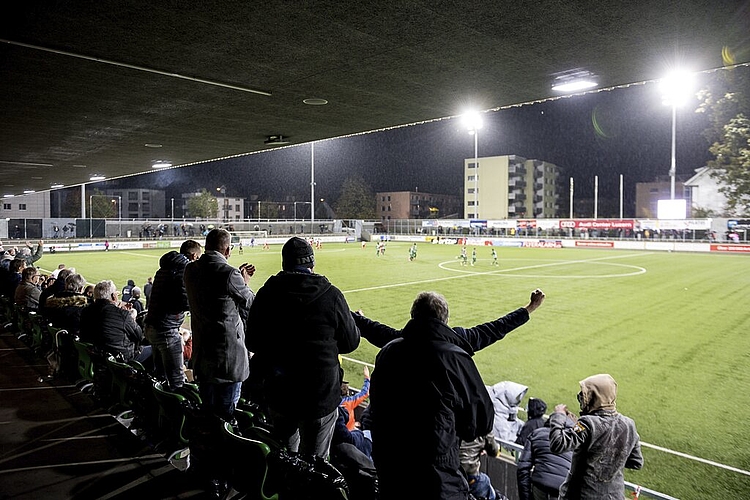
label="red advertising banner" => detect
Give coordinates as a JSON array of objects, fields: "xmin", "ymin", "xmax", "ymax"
[
  {"xmin": 575, "ymin": 241, "xmax": 615, "ymax": 248},
  {"xmin": 711, "ymin": 244, "xmax": 750, "ymax": 253},
  {"xmin": 559, "ymin": 219, "xmax": 635, "ymax": 230}
]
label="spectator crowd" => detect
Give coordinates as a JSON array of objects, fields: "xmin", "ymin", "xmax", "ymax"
[{"xmin": 1, "ymin": 234, "xmax": 643, "ymax": 500}]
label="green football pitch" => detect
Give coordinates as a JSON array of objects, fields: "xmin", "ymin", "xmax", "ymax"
[{"xmin": 36, "ymin": 242, "xmax": 750, "ymax": 499}]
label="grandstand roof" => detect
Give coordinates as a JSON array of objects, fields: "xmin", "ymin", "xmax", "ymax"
[{"xmin": 1, "ymin": 1, "xmax": 747, "ymax": 195}]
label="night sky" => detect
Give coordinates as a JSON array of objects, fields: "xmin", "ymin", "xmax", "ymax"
[{"xmin": 114, "ymin": 67, "xmax": 737, "ymax": 218}]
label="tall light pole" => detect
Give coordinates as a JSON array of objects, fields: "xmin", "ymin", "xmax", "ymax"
[
  {"xmin": 462, "ymin": 111, "xmax": 484, "ymax": 220},
  {"xmin": 660, "ymin": 71, "xmax": 694, "ymax": 200},
  {"xmin": 216, "ymin": 185, "xmax": 227, "ymax": 222}
]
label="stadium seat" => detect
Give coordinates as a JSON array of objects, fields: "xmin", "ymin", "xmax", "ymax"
[
  {"xmin": 220, "ymin": 421, "xmax": 279, "ymax": 500},
  {"xmin": 72, "ymin": 339, "xmax": 96, "ymax": 393},
  {"xmin": 151, "ymin": 380, "xmax": 202, "ymax": 466}
]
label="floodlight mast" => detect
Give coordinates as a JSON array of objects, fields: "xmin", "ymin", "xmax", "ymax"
[
  {"xmin": 462, "ymin": 111, "xmax": 484, "ymax": 220},
  {"xmin": 660, "ymin": 71, "xmax": 694, "ymax": 201}
]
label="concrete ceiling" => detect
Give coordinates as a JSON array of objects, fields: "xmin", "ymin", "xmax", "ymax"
[{"xmin": 1, "ymin": 1, "xmax": 748, "ymax": 196}]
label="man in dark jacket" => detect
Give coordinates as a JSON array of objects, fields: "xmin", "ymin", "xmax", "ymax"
[
  {"xmin": 369, "ymin": 291, "xmax": 494, "ymax": 500},
  {"xmin": 184, "ymin": 229, "xmax": 255, "ymax": 419},
  {"xmin": 247, "ymin": 236, "xmax": 360, "ymax": 458},
  {"xmin": 79, "ymin": 279, "xmax": 149, "ymax": 363},
  {"xmin": 145, "ymin": 240, "xmax": 201, "ymax": 388},
  {"xmin": 516, "ymin": 416, "xmax": 573, "ymax": 500}
]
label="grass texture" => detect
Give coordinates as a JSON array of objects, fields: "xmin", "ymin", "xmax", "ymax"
[{"xmin": 37, "ymin": 241, "xmax": 750, "ymax": 499}]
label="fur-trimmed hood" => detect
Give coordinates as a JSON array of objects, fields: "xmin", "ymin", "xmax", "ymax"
[{"xmin": 45, "ymin": 293, "xmax": 89, "ymax": 309}]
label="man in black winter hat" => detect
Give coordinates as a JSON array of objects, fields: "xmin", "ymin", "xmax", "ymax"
[{"xmin": 247, "ymin": 236, "xmax": 360, "ymax": 458}]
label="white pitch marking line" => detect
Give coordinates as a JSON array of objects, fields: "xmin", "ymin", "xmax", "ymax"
[{"xmin": 343, "ymin": 252, "xmax": 651, "ymax": 294}]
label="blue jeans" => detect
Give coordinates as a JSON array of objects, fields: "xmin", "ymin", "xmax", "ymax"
[
  {"xmin": 145, "ymin": 325, "xmax": 184, "ymax": 388},
  {"xmin": 468, "ymin": 472, "xmax": 496, "ymax": 500},
  {"xmin": 199, "ymin": 381, "xmax": 242, "ymax": 420}
]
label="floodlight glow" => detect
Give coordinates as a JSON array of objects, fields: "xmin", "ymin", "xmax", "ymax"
[
  {"xmin": 657, "ymin": 199, "xmax": 687, "ymax": 220},
  {"xmin": 659, "ymin": 71, "xmax": 695, "ymax": 107},
  {"xmin": 152, "ymin": 160, "xmax": 172, "ymax": 169},
  {"xmin": 551, "ymin": 80, "xmax": 598, "ymax": 92},
  {"xmin": 50, "ymin": 183, "xmax": 64, "ymax": 189},
  {"xmin": 461, "ymin": 111, "xmax": 483, "ymax": 133},
  {"xmin": 23, "ymin": 190, "xmax": 35, "ymax": 194},
  {"xmin": 89, "ymin": 174, "xmax": 106, "ymax": 181}
]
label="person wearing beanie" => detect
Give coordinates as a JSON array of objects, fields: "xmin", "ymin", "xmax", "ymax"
[
  {"xmin": 247, "ymin": 236, "xmax": 360, "ymax": 458},
  {"xmin": 516, "ymin": 397, "xmax": 548, "ymax": 446},
  {"xmin": 549, "ymin": 374, "xmax": 643, "ymax": 499}
]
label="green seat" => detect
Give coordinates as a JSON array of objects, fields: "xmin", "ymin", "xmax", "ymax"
[
  {"xmin": 151, "ymin": 380, "xmax": 200, "ymax": 449},
  {"xmin": 72, "ymin": 339, "xmax": 96, "ymax": 392},
  {"xmin": 105, "ymin": 355, "xmax": 142, "ymax": 421},
  {"xmin": 221, "ymin": 421, "xmax": 279, "ymax": 500}
]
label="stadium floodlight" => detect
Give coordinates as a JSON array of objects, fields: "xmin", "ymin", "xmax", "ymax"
[
  {"xmin": 462, "ymin": 111, "xmax": 484, "ymax": 219},
  {"xmin": 659, "ymin": 70, "xmax": 695, "ymax": 200}
]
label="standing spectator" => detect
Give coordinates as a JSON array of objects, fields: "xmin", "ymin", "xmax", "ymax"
[
  {"xmin": 184, "ymin": 229, "xmax": 254, "ymax": 419},
  {"xmin": 14, "ymin": 266, "xmax": 42, "ymax": 311},
  {"xmin": 549, "ymin": 374, "xmax": 643, "ymax": 499},
  {"xmin": 79, "ymin": 280, "xmax": 151, "ymax": 364},
  {"xmin": 460, "ymin": 431, "xmax": 501, "ymax": 500},
  {"xmin": 128, "ymin": 287, "xmax": 144, "ymax": 314},
  {"xmin": 517, "ymin": 397, "xmax": 548, "ymax": 446},
  {"xmin": 369, "ymin": 291, "xmax": 494, "ymax": 500},
  {"xmin": 16, "ymin": 240, "xmax": 44, "ymax": 267},
  {"xmin": 143, "ymin": 277, "xmax": 153, "ymax": 308},
  {"xmin": 121, "ymin": 279, "xmax": 135, "ymax": 303},
  {"xmin": 144, "ymin": 240, "xmax": 202, "ymax": 389},
  {"xmin": 247, "ymin": 236, "xmax": 360, "ymax": 458},
  {"xmin": 353, "ymin": 288, "xmax": 546, "ymax": 355},
  {"xmin": 487, "ymin": 380, "xmax": 528, "ymax": 443},
  {"xmin": 516, "ymin": 416, "xmax": 574, "ymax": 500}
]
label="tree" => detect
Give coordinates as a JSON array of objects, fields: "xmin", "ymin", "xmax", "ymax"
[
  {"xmin": 334, "ymin": 176, "xmax": 376, "ymax": 219},
  {"xmin": 697, "ymin": 68, "xmax": 750, "ymax": 215},
  {"xmin": 90, "ymin": 189, "xmax": 116, "ymax": 218},
  {"xmin": 187, "ymin": 189, "xmax": 218, "ymax": 218}
]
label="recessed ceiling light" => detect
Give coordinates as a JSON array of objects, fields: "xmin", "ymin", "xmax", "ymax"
[
  {"xmin": 550, "ymin": 68, "xmax": 598, "ymax": 92},
  {"xmin": 23, "ymin": 190, "xmax": 36, "ymax": 194},
  {"xmin": 90, "ymin": 174, "xmax": 106, "ymax": 181},
  {"xmin": 31, "ymin": 176, "xmax": 43, "ymax": 180},
  {"xmin": 552, "ymin": 80, "xmax": 598, "ymax": 92},
  {"xmin": 303, "ymin": 98, "xmax": 328, "ymax": 106},
  {"xmin": 145, "ymin": 143, "xmax": 163, "ymax": 148},
  {"xmin": 152, "ymin": 160, "xmax": 172, "ymax": 169},
  {"xmin": 73, "ymin": 164, "xmax": 88, "ymax": 168},
  {"xmin": 51, "ymin": 183, "xmax": 64, "ymax": 189},
  {"xmin": 264, "ymin": 135, "xmax": 290, "ymax": 145},
  {"xmin": 4, "ymin": 194, "xmax": 15, "ymax": 198}
]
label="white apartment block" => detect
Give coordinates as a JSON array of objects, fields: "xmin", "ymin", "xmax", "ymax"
[{"xmin": 464, "ymin": 155, "xmax": 561, "ymax": 219}]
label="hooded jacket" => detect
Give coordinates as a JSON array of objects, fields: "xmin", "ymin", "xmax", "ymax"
[
  {"xmin": 145, "ymin": 251, "xmax": 190, "ymax": 330},
  {"xmin": 516, "ymin": 418, "xmax": 573, "ymax": 500},
  {"xmin": 549, "ymin": 374, "xmax": 644, "ymax": 500},
  {"xmin": 487, "ymin": 380, "xmax": 529, "ymax": 442},
  {"xmin": 369, "ymin": 318, "xmax": 494, "ymax": 500},
  {"xmin": 184, "ymin": 250, "xmax": 253, "ymax": 384},
  {"xmin": 247, "ymin": 270, "xmax": 360, "ymax": 418}
]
